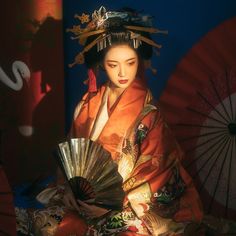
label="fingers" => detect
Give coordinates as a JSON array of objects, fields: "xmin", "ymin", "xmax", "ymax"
[
  {"xmin": 63, "ymin": 192, "xmax": 81, "ymax": 212},
  {"xmin": 77, "ymin": 199, "xmax": 90, "ymax": 208},
  {"xmin": 77, "ymin": 200, "xmax": 110, "ymax": 219},
  {"xmin": 77, "ymin": 200, "xmax": 95, "ymax": 219},
  {"xmin": 83, "ymin": 198, "xmax": 95, "ymax": 204}
]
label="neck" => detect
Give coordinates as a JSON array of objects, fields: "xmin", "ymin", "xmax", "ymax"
[{"xmin": 108, "ymin": 83, "xmax": 125, "ymax": 98}]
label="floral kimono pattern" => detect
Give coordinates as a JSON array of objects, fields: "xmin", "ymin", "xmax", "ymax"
[
  {"xmin": 69, "ymin": 79, "xmax": 203, "ymax": 235},
  {"xmin": 16, "ymin": 79, "xmax": 204, "ymax": 236}
]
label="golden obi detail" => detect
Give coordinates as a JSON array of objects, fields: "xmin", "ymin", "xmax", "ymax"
[
  {"xmin": 32, "ymin": 206, "xmax": 66, "ymax": 236},
  {"xmin": 118, "ymin": 153, "xmax": 135, "ymax": 181},
  {"xmin": 127, "ymin": 183, "xmax": 152, "ymax": 217},
  {"xmin": 123, "ymin": 177, "xmax": 136, "ymax": 192},
  {"xmin": 143, "ymin": 212, "xmax": 185, "ymax": 235}
]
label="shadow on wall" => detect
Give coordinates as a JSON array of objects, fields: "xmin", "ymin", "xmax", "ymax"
[
  {"xmin": 0, "ymin": 15, "xmax": 65, "ymax": 185},
  {"xmin": 28, "ymin": 16, "xmax": 65, "ymax": 182}
]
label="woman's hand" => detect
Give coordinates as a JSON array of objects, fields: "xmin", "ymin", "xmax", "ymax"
[
  {"xmin": 78, "ymin": 199, "xmax": 110, "ymax": 219},
  {"xmin": 62, "ymin": 184, "xmax": 81, "ymax": 212},
  {"xmin": 62, "ymin": 184, "xmax": 110, "ymax": 218}
]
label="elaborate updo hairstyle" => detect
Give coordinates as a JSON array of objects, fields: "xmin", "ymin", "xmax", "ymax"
[
  {"xmin": 67, "ymin": 6, "xmax": 166, "ymax": 90},
  {"xmin": 84, "ymin": 9, "xmax": 153, "ymax": 68},
  {"xmin": 81, "ymin": 7, "xmax": 155, "ymax": 69}
]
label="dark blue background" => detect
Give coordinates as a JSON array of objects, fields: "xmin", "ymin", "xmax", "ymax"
[{"xmin": 63, "ymin": 0, "xmax": 236, "ymax": 132}]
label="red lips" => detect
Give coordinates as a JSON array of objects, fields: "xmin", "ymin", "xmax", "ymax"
[{"xmin": 118, "ymin": 79, "xmax": 128, "ymax": 84}]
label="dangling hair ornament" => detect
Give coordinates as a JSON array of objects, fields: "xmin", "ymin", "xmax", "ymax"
[
  {"xmin": 67, "ymin": 6, "xmax": 167, "ymax": 91},
  {"xmin": 67, "ymin": 6, "xmax": 168, "ymax": 68}
]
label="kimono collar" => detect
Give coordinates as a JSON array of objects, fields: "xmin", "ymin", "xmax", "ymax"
[{"xmin": 73, "ymin": 78, "xmax": 148, "ymax": 159}]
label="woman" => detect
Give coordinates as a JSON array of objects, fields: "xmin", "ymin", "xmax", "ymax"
[{"xmin": 18, "ymin": 6, "xmax": 204, "ymax": 236}]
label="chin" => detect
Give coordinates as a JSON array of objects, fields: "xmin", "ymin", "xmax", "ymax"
[{"xmin": 117, "ymin": 84, "xmax": 130, "ymax": 90}]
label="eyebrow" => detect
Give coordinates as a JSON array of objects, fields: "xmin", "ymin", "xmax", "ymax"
[{"xmin": 106, "ymin": 57, "xmax": 137, "ymax": 63}]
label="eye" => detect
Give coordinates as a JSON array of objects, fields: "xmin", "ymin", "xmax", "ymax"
[
  {"xmin": 128, "ymin": 61, "xmax": 136, "ymax": 66},
  {"xmin": 108, "ymin": 64, "xmax": 117, "ymax": 68}
]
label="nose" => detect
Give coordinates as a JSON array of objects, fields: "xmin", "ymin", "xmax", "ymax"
[{"xmin": 118, "ymin": 65, "xmax": 125, "ymax": 77}]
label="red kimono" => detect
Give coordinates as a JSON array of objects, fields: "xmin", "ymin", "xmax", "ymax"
[
  {"xmin": 64, "ymin": 79, "xmax": 203, "ymax": 235},
  {"xmin": 23, "ymin": 79, "xmax": 203, "ymax": 235}
]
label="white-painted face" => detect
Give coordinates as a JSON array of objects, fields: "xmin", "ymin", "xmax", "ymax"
[{"xmin": 103, "ymin": 44, "xmax": 139, "ymax": 90}]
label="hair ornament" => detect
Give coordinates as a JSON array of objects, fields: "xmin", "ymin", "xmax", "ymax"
[{"xmin": 67, "ymin": 6, "xmax": 168, "ymax": 67}]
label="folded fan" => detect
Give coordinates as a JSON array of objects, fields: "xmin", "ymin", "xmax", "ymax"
[{"xmin": 56, "ymin": 138, "xmax": 125, "ymax": 210}]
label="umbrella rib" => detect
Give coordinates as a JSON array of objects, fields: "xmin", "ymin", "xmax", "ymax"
[
  {"xmin": 186, "ymin": 133, "xmax": 228, "ymax": 168},
  {"xmin": 225, "ymin": 136, "xmax": 234, "ymax": 218},
  {"xmin": 225, "ymin": 69, "xmax": 234, "ymax": 121},
  {"xmin": 209, "ymin": 77, "xmax": 232, "ymax": 121},
  {"xmin": 208, "ymin": 137, "xmax": 232, "ymax": 214},
  {"xmin": 192, "ymin": 136, "xmax": 228, "ymax": 179},
  {"xmin": 197, "ymin": 91, "xmax": 229, "ymax": 123},
  {"xmin": 175, "ymin": 123, "xmax": 226, "ymax": 129},
  {"xmin": 186, "ymin": 131, "xmax": 228, "ymax": 154},
  {"xmin": 179, "ymin": 129, "xmax": 226, "ymax": 142},
  {"xmin": 199, "ymin": 137, "xmax": 230, "ymax": 193},
  {"xmin": 186, "ymin": 107, "xmax": 228, "ymax": 126}
]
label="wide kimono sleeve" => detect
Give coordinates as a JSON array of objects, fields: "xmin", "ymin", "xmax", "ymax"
[
  {"xmin": 68, "ymin": 92, "xmax": 89, "ymax": 138},
  {"xmin": 121, "ymin": 107, "xmax": 204, "ymax": 235}
]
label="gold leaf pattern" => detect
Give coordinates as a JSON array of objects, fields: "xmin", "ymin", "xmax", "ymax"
[{"xmin": 75, "ymin": 13, "xmax": 90, "ymax": 24}]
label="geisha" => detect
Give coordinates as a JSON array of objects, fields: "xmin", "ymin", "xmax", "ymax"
[{"xmin": 17, "ymin": 6, "xmax": 204, "ymax": 236}]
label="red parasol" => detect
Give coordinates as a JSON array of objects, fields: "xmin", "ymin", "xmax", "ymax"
[
  {"xmin": 159, "ymin": 17, "xmax": 236, "ymax": 219},
  {"xmin": 0, "ymin": 166, "xmax": 16, "ymax": 235}
]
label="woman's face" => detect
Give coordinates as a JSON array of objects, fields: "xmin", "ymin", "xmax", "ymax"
[{"xmin": 103, "ymin": 44, "xmax": 139, "ymax": 90}]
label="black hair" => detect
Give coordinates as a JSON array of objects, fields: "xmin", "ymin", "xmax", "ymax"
[{"xmin": 84, "ymin": 11, "xmax": 153, "ymax": 68}]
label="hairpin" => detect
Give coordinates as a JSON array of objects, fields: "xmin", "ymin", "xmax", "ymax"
[{"xmin": 67, "ymin": 6, "xmax": 168, "ymax": 68}]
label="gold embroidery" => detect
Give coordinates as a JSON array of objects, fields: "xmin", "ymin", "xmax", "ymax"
[
  {"xmin": 134, "ymin": 154, "xmax": 152, "ymax": 169},
  {"xmin": 123, "ymin": 177, "xmax": 136, "ymax": 192},
  {"xmin": 127, "ymin": 183, "xmax": 152, "ymax": 217},
  {"xmin": 74, "ymin": 13, "xmax": 90, "ymax": 24},
  {"xmin": 118, "ymin": 153, "xmax": 135, "ymax": 181},
  {"xmin": 142, "ymin": 211, "xmax": 185, "ymax": 235}
]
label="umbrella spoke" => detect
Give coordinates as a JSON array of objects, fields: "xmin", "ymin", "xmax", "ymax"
[
  {"xmin": 192, "ymin": 137, "xmax": 228, "ymax": 179},
  {"xmin": 225, "ymin": 136, "xmax": 235, "ymax": 218},
  {"xmin": 186, "ymin": 131, "xmax": 228, "ymax": 154},
  {"xmin": 197, "ymin": 91, "xmax": 229, "ymax": 123},
  {"xmin": 209, "ymin": 77, "xmax": 232, "ymax": 121},
  {"xmin": 179, "ymin": 128, "xmax": 227, "ymax": 142},
  {"xmin": 199, "ymin": 137, "xmax": 230, "ymax": 193},
  {"xmin": 208, "ymin": 138, "xmax": 232, "ymax": 214},
  {"xmin": 186, "ymin": 107, "xmax": 228, "ymax": 126},
  {"xmin": 186, "ymin": 133, "xmax": 228, "ymax": 168},
  {"xmin": 175, "ymin": 123, "xmax": 226, "ymax": 129},
  {"xmin": 225, "ymin": 69, "xmax": 234, "ymax": 121}
]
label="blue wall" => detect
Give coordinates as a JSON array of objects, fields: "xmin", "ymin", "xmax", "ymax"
[{"xmin": 63, "ymin": 0, "xmax": 236, "ymax": 131}]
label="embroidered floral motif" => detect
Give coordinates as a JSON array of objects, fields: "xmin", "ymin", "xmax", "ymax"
[
  {"xmin": 91, "ymin": 209, "xmax": 147, "ymax": 235},
  {"xmin": 32, "ymin": 206, "xmax": 65, "ymax": 233},
  {"xmin": 16, "ymin": 207, "xmax": 34, "ymax": 235},
  {"xmin": 122, "ymin": 139, "xmax": 132, "ymax": 155},
  {"xmin": 150, "ymin": 167, "xmax": 186, "ymax": 218},
  {"xmin": 153, "ymin": 167, "xmax": 185, "ymax": 205},
  {"xmin": 123, "ymin": 177, "xmax": 136, "ymax": 192},
  {"xmin": 135, "ymin": 123, "xmax": 148, "ymax": 145}
]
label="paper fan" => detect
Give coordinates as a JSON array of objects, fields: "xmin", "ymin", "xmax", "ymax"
[
  {"xmin": 159, "ymin": 17, "xmax": 236, "ymax": 219},
  {"xmin": 56, "ymin": 138, "xmax": 125, "ymax": 210},
  {"xmin": 0, "ymin": 166, "xmax": 16, "ymax": 235}
]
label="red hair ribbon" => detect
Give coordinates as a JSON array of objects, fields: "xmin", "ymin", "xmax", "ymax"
[{"xmin": 87, "ymin": 68, "xmax": 97, "ymax": 93}]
